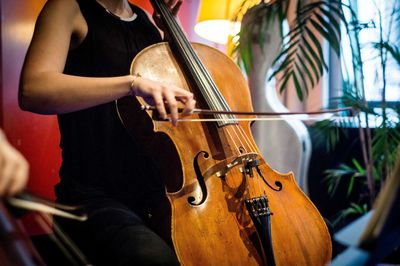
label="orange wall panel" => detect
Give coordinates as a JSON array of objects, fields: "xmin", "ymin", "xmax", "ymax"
[{"xmin": 1, "ymin": 0, "xmax": 59, "ymax": 199}]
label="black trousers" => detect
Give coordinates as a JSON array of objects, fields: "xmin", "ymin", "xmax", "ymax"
[{"xmin": 55, "ymin": 197, "xmax": 179, "ymax": 266}]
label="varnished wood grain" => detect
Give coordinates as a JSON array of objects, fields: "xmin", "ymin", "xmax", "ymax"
[{"xmin": 117, "ymin": 42, "xmax": 332, "ymax": 265}]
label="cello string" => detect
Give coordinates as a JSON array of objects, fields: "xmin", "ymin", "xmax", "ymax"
[
  {"xmin": 152, "ymin": 1, "xmax": 216, "ymax": 107},
  {"xmin": 226, "ymin": 124, "xmax": 247, "ymax": 154},
  {"xmin": 158, "ymin": 1, "xmax": 243, "ymax": 128},
  {"xmin": 223, "ymin": 124, "xmax": 242, "ymax": 157},
  {"xmin": 223, "ymin": 126, "xmax": 248, "ymax": 189},
  {"xmin": 154, "ymin": 0, "xmax": 231, "ymax": 116},
  {"xmin": 226, "ymin": 125, "xmax": 256, "ymax": 171},
  {"xmin": 230, "ymin": 124, "xmax": 264, "ymax": 196},
  {"xmin": 224, "ymin": 124, "xmax": 261, "ymax": 193},
  {"xmin": 232, "ymin": 123, "xmax": 258, "ymax": 154},
  {"xmin": 223, "ymin": 125, "xmax": 256, "ymax": 195},
  {"xmin": 225, "ymin": 125, "xmax": 252, "ymax": 190}
]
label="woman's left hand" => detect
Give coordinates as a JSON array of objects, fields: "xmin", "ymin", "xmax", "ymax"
[
  {"xmin": 153, "ymin": 0, "xmax": 183, "ymax": 29},
  {"xmin": 165, "ymin": 0, "xmax": 183, "ymax": 16}
]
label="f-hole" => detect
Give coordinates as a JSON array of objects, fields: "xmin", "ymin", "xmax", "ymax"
[{"xmin": 188, "ymin": 151, "xmax": 209, "ymax": 206}]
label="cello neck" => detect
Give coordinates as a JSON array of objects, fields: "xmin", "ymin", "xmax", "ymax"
[{"xmin": 150, "ymin": 0, "xmax": 236, "ymax": 126}]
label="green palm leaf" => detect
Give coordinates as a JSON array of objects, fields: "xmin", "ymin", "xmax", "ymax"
[{"xmin": 237, "ymin": 0, "xmax": 345, "ymax": 100}]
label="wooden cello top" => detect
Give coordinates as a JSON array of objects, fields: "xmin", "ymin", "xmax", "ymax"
[{"xmin": 116, "ymin": 1, "xmax": 332, "ymax": 264}]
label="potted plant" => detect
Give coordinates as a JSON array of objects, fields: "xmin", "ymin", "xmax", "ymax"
[{"xmin": 235, "ymin": 0, "xmax": 400, "ymax": 227}]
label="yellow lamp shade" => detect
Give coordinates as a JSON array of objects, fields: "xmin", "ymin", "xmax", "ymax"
[{"xmin": 195, "ymin": 0, "xmax": 244, "ymax": 44}]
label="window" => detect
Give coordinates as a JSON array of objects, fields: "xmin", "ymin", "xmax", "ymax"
[{"xmin": 340, "ymin": 0, "xmax": 400, "ymax": 102}]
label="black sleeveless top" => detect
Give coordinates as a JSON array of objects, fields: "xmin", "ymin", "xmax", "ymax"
[{"xmin": 56, "ymin": 0, "xmax": 164, "ymax": 212}]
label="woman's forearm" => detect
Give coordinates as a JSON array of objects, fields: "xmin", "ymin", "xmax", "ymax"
[{"xmin": 19, "ymin": 72, "xmax": 133, "ymax": 114}]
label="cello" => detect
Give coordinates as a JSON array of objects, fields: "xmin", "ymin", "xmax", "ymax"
[
  {"xmin": 0, "ymin": 201, "xmax": 45, "ymax": 266},
  {"xmin": 1, "ymin": 193, "xmax": 90, "ymax": 266},
  {"xmin": 117, "ymin": 0, "xmax": 332, "ymax": 264}
]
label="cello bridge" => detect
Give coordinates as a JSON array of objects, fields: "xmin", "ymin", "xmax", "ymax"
[{"xmin": 215, "ymin": 153, "xmax": 258, "ymax": 178}]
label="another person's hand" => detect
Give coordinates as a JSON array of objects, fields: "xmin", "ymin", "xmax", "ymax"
[
  {"xmin": 0, "ymin": 130, "xmax": 29, "ymax": 196},
  {"xmin": 131, "ymin": 75, "xmax": 195, "ymax": 126}
]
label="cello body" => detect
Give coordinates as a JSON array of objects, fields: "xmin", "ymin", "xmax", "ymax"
[
  {"xmin": 117, "ymin": 42, "xmax": 331, "ymax": 265},
  {"xmin": 117, "ymin": 1, "xmax": 331, "ymax": 264}
]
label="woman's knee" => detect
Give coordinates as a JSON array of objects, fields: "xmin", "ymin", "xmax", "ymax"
[{"xmin": 105, "ymin": 225, "xmax": 179, "ymax": 266}]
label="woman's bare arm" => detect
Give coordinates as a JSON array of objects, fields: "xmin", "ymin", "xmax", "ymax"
[
  {"xmin": 19, "ymin": 0, "xmax": 194, "ymax": 125},
  {"xmin": 19, "ymin": 0, "xmax": 134, "ymax": 114}
]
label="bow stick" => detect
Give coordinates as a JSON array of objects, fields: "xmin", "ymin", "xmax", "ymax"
[
  {"xmin": 141, "ymin": 105, "xmax": 356, "ymax": 122},
  {"xmin": 6, "ymin": 192, "xmax": 87, "ymax": 221},
  {"xmin": 141, "ymin": 105, "xmax": 354, "ymax": 116}
]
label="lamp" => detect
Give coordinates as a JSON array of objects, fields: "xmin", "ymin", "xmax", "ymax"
[{"xmin": 194, "ymin": 0, "xmax": 244, "ymax": 44}]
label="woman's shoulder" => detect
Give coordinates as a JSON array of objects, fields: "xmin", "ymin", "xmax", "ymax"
[
  {"xmin": 40, "ymin": 0, "xmax": 81, "ymax": 16},
  {"xmin": 36, "ymin": 0, "xmax": 82, "ymax": 29},
  {"xmin": 36, "ymin": 0, "xmax": 87, "ymax": 50}
]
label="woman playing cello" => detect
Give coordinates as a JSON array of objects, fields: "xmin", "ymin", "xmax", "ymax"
[
  {"xmin": 19, "ymin": 0, "xmax": 331, "ymax": 264},
  {"xmin": 19, "ymin": 0, "xmax": 193, "ymax": 264}
]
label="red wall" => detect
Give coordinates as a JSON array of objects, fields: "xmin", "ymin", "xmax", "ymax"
[
  {"xmin": 0, "ymin": 0, "xmax": 207, "ymax": 201},
  {"xmin": 1, "ymin": 0, "xmax": 58, "ymax": 199}
]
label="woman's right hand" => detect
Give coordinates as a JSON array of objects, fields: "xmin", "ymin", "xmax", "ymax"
[{"xmin": 131, "ymin": 75, "xmax": 196, "ymax": 126}]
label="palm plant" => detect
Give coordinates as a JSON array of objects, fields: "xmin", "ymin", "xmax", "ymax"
[
  {"xmin": 237, "ymin": 0, "xmax": 344, "ymax": 100},
  {"xmin": 235, "ymin": 0, "xmax": 400, "ymax": 224}
]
